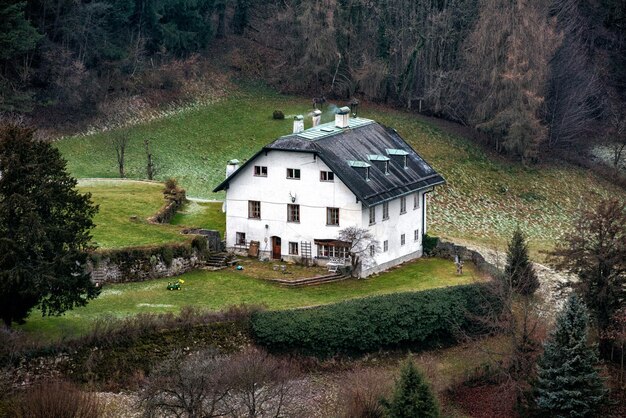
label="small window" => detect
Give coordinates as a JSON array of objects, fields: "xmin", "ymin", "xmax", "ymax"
[
  {"xmin": 382, "ymin": 202, "xmax": 389, "ymax": 220},
  {"xmin": 286, "ymin": 168, "xmax": 301, "ymax": 179},
  {"xmin": 369, "ymin": 245, "xmax": 375, "ymax": 256},
  {"xmin": 287, "ymin": 204, "xmax": 300, "ymax": 223},
  {"xmin": 414, "ymin": 193, "xmax": 420, "ymax": 210},
  {"xmin": 289, "ymin": 242, "xmax": 299, "ymax": 255},
  {"xmin": 400, "ymin": 196, "xmax": 407, "ymax": 214},
  {"xmin": 401, "ymin": 234, "xmax": 406, "ymax": 246},
  {"xmin": 369, "ymin": 206, "xmax": 376, "ymax": 225},
  {"xmin": 326, "ymin": 207, "xmax": 339, "ymax": 226},
  {"xmin": 248, "ymin": 200, "xmax": 261, "ymax": 219},
  {"xmin": 236, "ymin": 232, "xmax": 246, "ymax": 245},
  {"xmin": 254, "ymin": 166, "xmax": 267, "ymax": 177},
  {"xmin": 383, "ymin": 240, "xmax": 388, "ymax": 252},
  {"xmin": 320, "ymin": 171, "xmax": 334, "ymax": 182},
  {"xmin": 414, "ymin": 229, "xmax": 420, "ymax": 242},
  {"xmin": 365, "ymin": 167, "xmax": 370, "ymax": 181}
]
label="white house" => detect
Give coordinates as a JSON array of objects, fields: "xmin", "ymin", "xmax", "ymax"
[{"xmin": 213, "ymin": 107, "xmax": 445, "ymax": 277}]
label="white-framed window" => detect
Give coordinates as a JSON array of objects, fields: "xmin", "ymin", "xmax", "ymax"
[
  {"xmin": 369, "ymin": 245, "xmax": 375, "ymax": 256},
  {"xmin": 287, "ymin": 204, "xmax": 300, "ymax": 223},
  {"xmin": 400, "ymin": 196, "xmax": 407, "ymax": 214},
  {"xmin": 383, "ymin": 240, "xmax": 388, "ymax": 252},
  {"xmin": 326, "ymin": 207, "xmax": 339, "ymax": 226},
  {"xmin": 401, "ymin": 234, "xmax": 406, "ymax": 246},
  {"xmin": 236, "ymin": 232, "xmax": 246, "ymax": 245},
  {"xmin": 254, "ymin": 166, "xmax": 267, "ymax": 177},
  {"xmin": 369, "ymin": 206, "xmax": 376, "ymax": 225},
  {"xmin": 382, "ymin": 202, "xmax": 389, "ymax": 220},
  {"xmin": 320, "ymin": 171, "xmax": 334, "ymax": 182},
  {"xmin": 286, "ymin": 168, "xmax": 301, "ymax": 179},
  {"xmin": 317, "ymin": 244, "xmax": 348, "ymax": 258},
  {"xmin": 414, "ymin": 229, "xmax": 420, "ymax": 242},
  {"xmin": 248, "ymin": 201, "xmax": 260, "ymax": 219},
  {"xmin": 414, "ymin": 192, "xmax": 420, "ymax": 210},
  {"xmin": 289, "ymin": 242, "xmax": 299, "ymax": 255}
]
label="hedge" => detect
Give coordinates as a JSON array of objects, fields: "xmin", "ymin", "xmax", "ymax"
[{"xmin": 251, "ymin": 283, "xmax": 501, "ymax": 357}]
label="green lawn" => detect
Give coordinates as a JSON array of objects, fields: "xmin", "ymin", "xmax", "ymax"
[
  {"xmin": 20, "ymin": 257, "xmax": 481, "ymax": 341},
  {"xmin": 58, "ymin": 84, "xmax": 625, "ymax": 254},
  {"xmin": 79, "ymin": 180, "xmax": 225, "ymax": 248}
]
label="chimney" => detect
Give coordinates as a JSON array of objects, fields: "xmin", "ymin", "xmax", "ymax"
[
  {"xmin": 335, "ymin": 106, "xmax": 350, "ymax": 129},
  {"xmin": 226, "ymin": 159, "xmax": 240, "ymax": 178},
  {"xmin": 293, "ymin": 115, "xmax": 304, "ymax": 133},
  {"xmin": 312, "ymin": 109, "xmax": 322, "ymax": 127}
]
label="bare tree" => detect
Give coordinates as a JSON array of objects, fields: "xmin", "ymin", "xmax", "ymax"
[
  {"xmin": 338, "ymin": 226, "xmax": 380, "ymax": 277},
  {"xmin": 608, "ymin": 103, "xmax": 626, "ymax": 171},
  {"xmin": 112, "ymin": 133, "xmax": 130, "ymax": 178},
  {"xmin": 144, "ymin": 138, "xmax": 156, "ymax": 180},
  {"xmin": 140, "ymin": 349, "xmax": 233, "ymax": 418}
]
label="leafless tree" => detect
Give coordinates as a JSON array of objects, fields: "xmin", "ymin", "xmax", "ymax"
[
  {"xmin": 144, "ymin": 138, "xmax": 156, "ymax": 180},
  {"xmin": 112, "ymin": 133, "xmax": 130, "ymax": 178},
  {"xmin": 140, "ymin": 349, "xmax": 233, "ymax": 418},
  {"xmin": 608, "ymin": 103, "xmax": 626, "ymax": 171},
  {"xmin": 338, "ymin": 226, "xmax": 380, "ymax": 277}
]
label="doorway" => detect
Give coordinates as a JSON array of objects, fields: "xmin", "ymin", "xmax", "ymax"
[{"xmin": 271, "ymin": 236, "xmax": 282, "ymax": 259}]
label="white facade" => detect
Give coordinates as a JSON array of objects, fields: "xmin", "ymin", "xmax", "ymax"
[{"xmin": 222, "ymin": 149, "xmax": 429, "ymax": 277}]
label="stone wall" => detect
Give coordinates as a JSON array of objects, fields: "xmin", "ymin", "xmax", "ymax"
[
  {"xmin": 430, "ymin": 239, "xmax": 503, "ymax": 279},
  {"xmin": 89, "ymin": 252, "xmax": 201, "ymax": 284}
]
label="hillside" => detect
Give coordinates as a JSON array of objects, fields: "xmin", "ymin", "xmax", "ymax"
[{"xmin": 57, "ymin": 85, "xmax": 625, "ymax": 254}]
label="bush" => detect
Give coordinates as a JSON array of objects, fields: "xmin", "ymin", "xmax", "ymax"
[
  {"xmin": 422, "ymin": 234, "xmax": 439, "ymax": 256},
  {"xmin": 251, "ymin": 284, "xmax": 500, "ymax": 357},
  {"xmin": 272, "ymin": 110, "xmax": 285, "ymax": 120},
  {"xmin": 10, "ymin": 380, "xmax": 103, "ymax": 418},
  {"xmin": 338, "ymin": 367, "xmax": 392, "ymax": 418}
]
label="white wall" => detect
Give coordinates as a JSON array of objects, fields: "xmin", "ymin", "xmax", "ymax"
[{"xmin": 223, "ymin": 150, "xmax": 362, "ymax": 257}]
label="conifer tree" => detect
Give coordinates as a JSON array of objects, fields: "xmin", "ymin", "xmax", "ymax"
[
  {"xmin": 505, "ymin": 227, "xmax": 539, "ymax": 295},
  {"xmin": 381, "ymin": 358, "xmax": 440, "ymax": 418},
  {"xmin": 533, "ymin": 295, "xmax": 606, "ymax": 417}
]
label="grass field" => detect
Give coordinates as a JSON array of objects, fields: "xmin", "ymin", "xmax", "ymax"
[
  {"xmin": 20, "ymin": 257, "xmax": 481, "ymax": 341},
  {"xmin": 171, "ymin": 200, "xmax": 225, "ymax": 236},
  {"xmin": 58, "ymin": 84, "xmax": 625, "ymax": 254}
]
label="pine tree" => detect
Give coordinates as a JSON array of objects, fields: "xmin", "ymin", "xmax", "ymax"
[
  {"xmin": 381, "ymin": 358, "xmax": 440, "ymax": 418},
  {"xmin": 533, "ymin": 295, "xmax": 607, "ymax": 417},
  {"xmin": 505, "ymin": 227, "xmax": 539, "ymax": 295}
]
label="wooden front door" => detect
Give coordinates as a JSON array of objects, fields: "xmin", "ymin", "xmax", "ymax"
[{"xmin": 271, "ymin": 236, "xmax": 281, "ymax": 259}]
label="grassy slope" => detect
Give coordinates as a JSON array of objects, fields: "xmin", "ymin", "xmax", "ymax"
[
  {"xmin": 21, "ymin": 258, "xmax": 480, "ymax": 341},
  {"xmin": 58, "ymin": 84, "xmax": 624, "ymax": 254},
  {"xmin": 171, "ymin": 200, "xmax": 225, "ymax": 236}
]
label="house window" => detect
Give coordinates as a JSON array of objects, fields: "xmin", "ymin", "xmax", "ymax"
[
  {"xmin": 401, "ymin": 234, "xmax": 406, "ymax": 246},
  {"xmin": 383, "ymin": 240, "xmax": 388, "ymax": 252},
  {"xmin": 414, "ymin": 193, "xmax": 420, "ymax": 210},
  {"xmin": 369, "ymin": 206, "xmax": 376, "ymax": 225},
  {"xmin": 382, "ymin": 202, "xmax": 389, "ymax": 220},
  {"xmin": 254, "ymin": 166, "xmax": 267, "ymax": 177},
  {"xmin": 236, "ymin": 232, "xmax": 246, "ymax": 245},
  {"xmin": 287, "ymin": 204, "xmax": 300, "ymax": 222},
  {"xmin": 414, "ymin": 229, "xmax": 420, "ymax": 242},
  {"xmin": 326, "ymin": 207, "xmax": 339, "ymax": 226},
  {"xmin": 370, "ymin": 245, "xmax": 375, "ymax": 256},
  {"xmin": 320, "ymin": 171, "xmax": 334, "ymax": 182},
  {"xmin": 286, "ymin": 168, "xmax": 301, "ymax": 179},
  {"xmin": 400, "ymin": 197, "xmax": 407, "ymax": 214},
  {"xmin": 289, "ymin": 242, "xmax": 299, "ymax": 255},
  {"xmin": 248, "ymin": 200, "xmax": 261, "ymax": 219},
  {"xmin": 317, "ymin": 244, "xmax": 348, "ymax": 258}
]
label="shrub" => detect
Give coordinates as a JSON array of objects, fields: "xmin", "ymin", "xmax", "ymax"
[
  {"xmin": 272, "ymin": 110, "xmax": 285, "ymax": 120},
  {"xmin": 422, "ymin": 234, "xmax": 439, "ymax": 255},
  {"xmin": 381, "ymin": 359, "xmax": 440, "ymax": 418},
  {"xmin": 251, "ymin": 284, "xmax": 500, "ymax": 357},
  {"xmin": 338, "ymin": 367, "xmax": 392, "ymax": 418},
  {"xmin": 10, "ymin": 380, "xmax": 103, "ymax": 418}
]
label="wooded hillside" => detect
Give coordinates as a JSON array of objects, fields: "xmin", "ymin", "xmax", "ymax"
[{"xmin": 2, "ymin": 0, "xmax": 625, "ymax": 161}]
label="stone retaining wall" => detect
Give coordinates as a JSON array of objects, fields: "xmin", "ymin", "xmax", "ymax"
[{"xmin": 430, "ymin": 239, "xmax": 503, "ymax": 278}]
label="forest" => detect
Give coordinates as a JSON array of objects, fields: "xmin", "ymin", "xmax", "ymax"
[{"xmin": 1, "ymin": 0, "xmax": 625, "ymax": 162}]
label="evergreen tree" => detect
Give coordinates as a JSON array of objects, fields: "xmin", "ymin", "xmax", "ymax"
[
  {"xmin": 0, "ymin": 124, "xmax": 99, "ymax": 327},
  {"xmin": 505, "ymin": 227, "xmax": 539, "ymax": 295},
  {"xmin": 533, "ymin": 295, "xmax": 607, "ymax": 417},
  {"xmin": 381, "ymin": 358, "xmax": 440, "ymax": 418}
]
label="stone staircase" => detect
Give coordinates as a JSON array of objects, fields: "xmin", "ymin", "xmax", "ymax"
[
  {"xmin": 271, "ymin": 272, "xmax": 348, "ymax": 287},
  {"xmin": 204, "ymin": 253, "xmax": 230, "ymax": 269}
]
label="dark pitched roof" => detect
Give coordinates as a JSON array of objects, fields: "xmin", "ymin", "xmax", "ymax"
[{"xmin": 213, "ymin": 118, "xmax": 445, "ymax": 207}]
